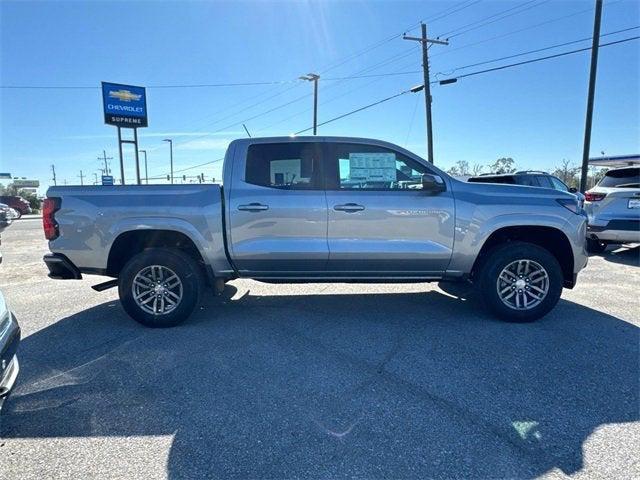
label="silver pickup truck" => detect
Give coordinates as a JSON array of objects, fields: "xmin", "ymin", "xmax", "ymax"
[{"xmin": 43, "ymin": 136, "xmax": 588, "ymax": 326}]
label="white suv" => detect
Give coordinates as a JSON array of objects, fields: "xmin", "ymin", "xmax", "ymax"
[{"xmin": 584, "ymin": 167, "xmax": 640, "ymax": 252}]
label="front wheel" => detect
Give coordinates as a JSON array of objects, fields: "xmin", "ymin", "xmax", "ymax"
[
  {"xmin": 478, "ymin": 242, "xmax": 564, "ymax": 323},
  {"xmin": 118, "ymin": 248, "xmax": 203, "ymax": 327}
]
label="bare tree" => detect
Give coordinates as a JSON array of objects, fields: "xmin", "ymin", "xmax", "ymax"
[
  {"xmin": 446, "ymin": 160, "xmax": 471, "ymax": 176},
  {"xmin": 471, "ymin": 163, "xmax": 484, "ymax": 176},
  {"xmin": 551, "ymin": 159, "xmax": 580, "ymax": 187},
  {"xmin": 488, "ymin": 157, "xmax": 516, "ymax": 174}
]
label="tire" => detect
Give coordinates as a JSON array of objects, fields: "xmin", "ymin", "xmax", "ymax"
[
  {"xmin": 586, "ymin": 237, "xmax": 607, "ymax": 254},
  {"xmin": 13, "ymin": 210, "xmax": 21, "ymax": 220},
  {"xmin": 118, "ymin": 248, "xmax": 203, "ymax": 327},
  {"xmin": 478, "ymin": 241, "xmax": 563, "ymax": 323}
]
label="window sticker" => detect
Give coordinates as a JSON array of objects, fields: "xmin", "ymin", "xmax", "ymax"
[{"xmin": 348, "ymin": 152, "xmax": 397, "ymax": 182}]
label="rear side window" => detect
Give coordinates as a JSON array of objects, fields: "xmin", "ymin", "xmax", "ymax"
[
  {"xmin": 468, "ymin": 176, "xmax": 516, "ymax": 184},
  {"xmin": 245, "ymin": 143, "xmax": 321, "ymax": 190},
  {"xmin": 549, "ymin": 176, "xmax": 569, "ymax": 191},
  {"xmin": 518, "ymin": 176, "xmax": 540, "ymax": 187},
  {"xmin": 598, "ymin": 168, "xmax": 640, "ymax": 188},
  {"xmin": 535, "ymin": 176, "xmax": 553, "ymax": 188}
]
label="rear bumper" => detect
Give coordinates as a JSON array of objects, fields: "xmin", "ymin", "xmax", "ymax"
[
  {"xmin": 588, "ymin": 220, "xmax": 640, "ymax": 243},
  {"xmin": 44, "ymin": 253, "xmax": 82, "ymax": 279}
]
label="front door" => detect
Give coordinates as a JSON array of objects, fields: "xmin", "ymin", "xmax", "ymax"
[
  {"xmin": 227, "ymin": 141, "xmax": 328, "ymax": 276},
  {"xmin": 323, "ymin": 142, "xmax": 455, "ymax": 276}
]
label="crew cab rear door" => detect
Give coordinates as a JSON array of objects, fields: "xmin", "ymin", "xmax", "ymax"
[
  {"xmin": 227, "ymin": 141, "xmax": 328, "ymax": 276},
  {"xmin": 322, "ymin": 141, "xmax": 455, "ymax": 276}
]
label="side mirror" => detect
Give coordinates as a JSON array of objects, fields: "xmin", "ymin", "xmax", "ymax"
[
  {"xmin": 569, "ymin": 187, "xmax": 578, "ymax": 193},
  {"xmin": 421, "ymin": 174, "xmax": 446, "ymax": 194}
]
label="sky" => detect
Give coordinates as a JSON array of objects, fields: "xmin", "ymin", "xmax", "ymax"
[{"xmin": 1, "ymin": 0, "xmax": 639, "ymax": 193}]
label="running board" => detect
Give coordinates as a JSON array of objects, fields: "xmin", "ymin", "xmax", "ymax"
[{"xmin": 91, "ymin": 279, "xmax": 118, "ymax": 292}]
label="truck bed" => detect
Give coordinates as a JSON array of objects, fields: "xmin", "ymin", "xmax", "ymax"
[{"xmin": 46, "ymin": 184, "xmax": 233, "ymax": 276}]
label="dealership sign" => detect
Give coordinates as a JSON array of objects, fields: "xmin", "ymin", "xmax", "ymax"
[
  {"xmin": 12, "ymin": 179, "xmax": 40, "ymax": 188},
  {"xmin": 101, "ymin": 82, "xmax": 148, "ymax": 128}
]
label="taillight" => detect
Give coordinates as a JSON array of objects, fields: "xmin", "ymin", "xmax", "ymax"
[
  {"xmin": 584, "ymin": 191, "xmax": 606, "ymax": 202},
  {"xmin": 43, "ymin": 197, "xmax": 60, "ymax": 240}
]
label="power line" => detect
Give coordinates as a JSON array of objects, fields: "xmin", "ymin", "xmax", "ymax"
[
  {"xmin": 443, "ymin": 0, "xmax": 552, "ymax": 39},
  {"xmin": 432, "ymin": 0, "xmax": 624, "ymax": 58},
  {"xmin": 293, "ymin": 88, "xmax": 416, "ymax": 135},
  {"xmin": 436, "ymin": 35, "xmax": 639, "ymax": 83},
  {"xmin": 151, "ymin": 34, "xmax": 638, "ymax": 177},
  {"xmin": 433, "ymin": 25, "xmax": 639, "ymax": 77}
]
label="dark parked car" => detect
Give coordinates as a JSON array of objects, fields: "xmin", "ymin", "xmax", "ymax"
[
  {"xmin": 0, "ymin": 196, "xmax": 32, "ymax": 218},
  {"xmin": 468, "ymin": 171, "xmax": 585, "ymax": 205}
]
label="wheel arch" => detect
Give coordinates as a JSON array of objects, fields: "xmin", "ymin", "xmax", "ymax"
[
  {"xmin": 471, "ymin": 225, "xmax": 575, "ymax": 287},
  {"xmin": 107, "ymin": 228, "xmax": 212, "ymax": 285}
]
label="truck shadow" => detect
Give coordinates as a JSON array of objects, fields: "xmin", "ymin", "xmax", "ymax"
[
  {"xmin": 2, "ymin": 285, "xmax": 638, "ymax": 478},
  {"xmin": 598, "ymin": 245, "xmax": 640, "ymax": 267}
]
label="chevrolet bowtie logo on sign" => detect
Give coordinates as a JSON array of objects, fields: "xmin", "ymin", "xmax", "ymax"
[
  {"xmin": 101, "ymin": 82, "xmax": 148, "ymax": 128},
  {"xmin": 109, "ymin": 89, "xmax": 142, "ymax": 102}
]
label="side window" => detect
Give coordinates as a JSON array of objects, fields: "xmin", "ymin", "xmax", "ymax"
[
  {"xmin": 536, "ymin": 176, "xmax": 553, "ymax": 188},
  {"xmin": 549, "ymin": 177, "xmax": 569, "ymax": 191},
  {"xmin": 327, "ymin": 143, "xmax": 430, "ymax": 190},
  {"xmin": 245, "ymin": 143, "xmax": 321, "ymax": 190},
  {"xmin": 518, "ymin": 175, "xmax": 539, "ymax": 187}
]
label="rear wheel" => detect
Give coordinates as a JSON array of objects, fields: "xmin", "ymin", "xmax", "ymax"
[
  {"xmin": 586, "ymin": 237, "xmax": 607, "ymax": 254},
  {"xmin": 478, "ymin": 242, "xmax": 563, "ymax": 322},
  {"xmin": 118, "ymin": 248, "xmax": 203, "ymax": 327}
]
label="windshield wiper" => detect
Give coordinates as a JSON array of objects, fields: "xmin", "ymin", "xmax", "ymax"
[{"xmin": 615, "ymin": 183, "xmax": 640, "ymax": 188}]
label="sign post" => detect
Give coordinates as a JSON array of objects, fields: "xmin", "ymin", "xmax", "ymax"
[{"xmin": 101, "ymin": 82, "xmax": 148, "ymax": 185}]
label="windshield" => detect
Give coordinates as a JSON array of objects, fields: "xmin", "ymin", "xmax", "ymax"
[{"xmin": 598, "ymin": 168, "xmax": 640, "ymax": 188}]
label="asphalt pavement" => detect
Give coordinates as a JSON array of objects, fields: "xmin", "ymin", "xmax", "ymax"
[{"xmin": 0, "ymin": 218, "xmax": 638, "ymax": 479}]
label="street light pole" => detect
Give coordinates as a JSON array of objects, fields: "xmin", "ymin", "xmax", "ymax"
[
  {"xmin": 300, "ymin": 73, "xmax": 320, "ymax": 135},
  {"xmin": 163, "ymin": 139, "xmax": 173, "ymax": 184},
  {"xmin": 139, "ymin": 149, "xmax": 148, "ymax": 184}
]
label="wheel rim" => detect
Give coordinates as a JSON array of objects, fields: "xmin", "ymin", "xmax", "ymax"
[
  {"xmin": 132, "ymin": 265, "xmax": 183, "ymax": 315},
  {"xmin": 496, "ymin": 259, "xmax": 549, "ymax": 311}
]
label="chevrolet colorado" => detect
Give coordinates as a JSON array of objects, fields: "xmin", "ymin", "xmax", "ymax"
[{"xmin": 42, "ymin": 136, "xmax": 588, "ymax": 326}]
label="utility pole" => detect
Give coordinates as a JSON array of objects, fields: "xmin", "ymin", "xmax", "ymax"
[
  {"xmin": 163, "ymin": 139, "xmax": 174, "ymax": 184},
  {"xmin": 78, "ymin": 170, "xmax": 84, "ymax": 186},
  {"xmin": 300, "ymin": 73, "xmax": 320, "ymax": 135},
  {"xmin": 93, "ymin": 173, "xmax": 98, "ymax": 185},
  {"xmin": 580, "ymin": 0, "xmax": 603, "ymax": 193},
  {"xmin": 51, "ymin": 165, "xmax": 57, "ymax": 186},
  {"xmin": 139, "ymin": 149, "xmax": 148, "ymax": 184},
  {"xmin": 403, "ymin": 23, "xmax": 448, "ymax": 164},
  {"xmin": 98, "ymin": 150, "xmax": 113, "ymax": 175}
]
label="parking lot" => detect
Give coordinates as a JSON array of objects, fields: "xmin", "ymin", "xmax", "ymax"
[{"xmin": 0, "ymin": 218, "xmax": 638, "ymax": 479}]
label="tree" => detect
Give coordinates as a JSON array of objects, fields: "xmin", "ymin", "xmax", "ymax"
[
  {"xmin": 488, "ymin": 157, "xmax": 516, "ymax": 174},
  {"xmin": 471, "ymin": 163, "xmax": 484, "ymax": 176},
  {"xmin": 551, "ymin": 159, "xmax": 580, "ymax": 188},
  {"xmin": 446, "ymin": 160, "xmax": 471, "ymax": 177}
]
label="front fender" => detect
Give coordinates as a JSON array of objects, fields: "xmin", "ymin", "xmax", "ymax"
[{"xmin": 447, "ymin": 211, "xmax": 577, "ymax": 276}]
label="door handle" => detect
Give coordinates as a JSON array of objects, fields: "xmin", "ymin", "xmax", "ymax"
[
  {"xmin": 334, "ymin": 203, "xmax": 365, "ymax": 212},
  {"xmin": 238, "ymin": 203, "xmax": 269, "ymax": 212}
]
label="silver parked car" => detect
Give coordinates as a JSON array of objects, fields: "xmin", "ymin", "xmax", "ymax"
[{"xmin": 584, "ymin": 166, "xmax": 640, "ymax": 252}]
